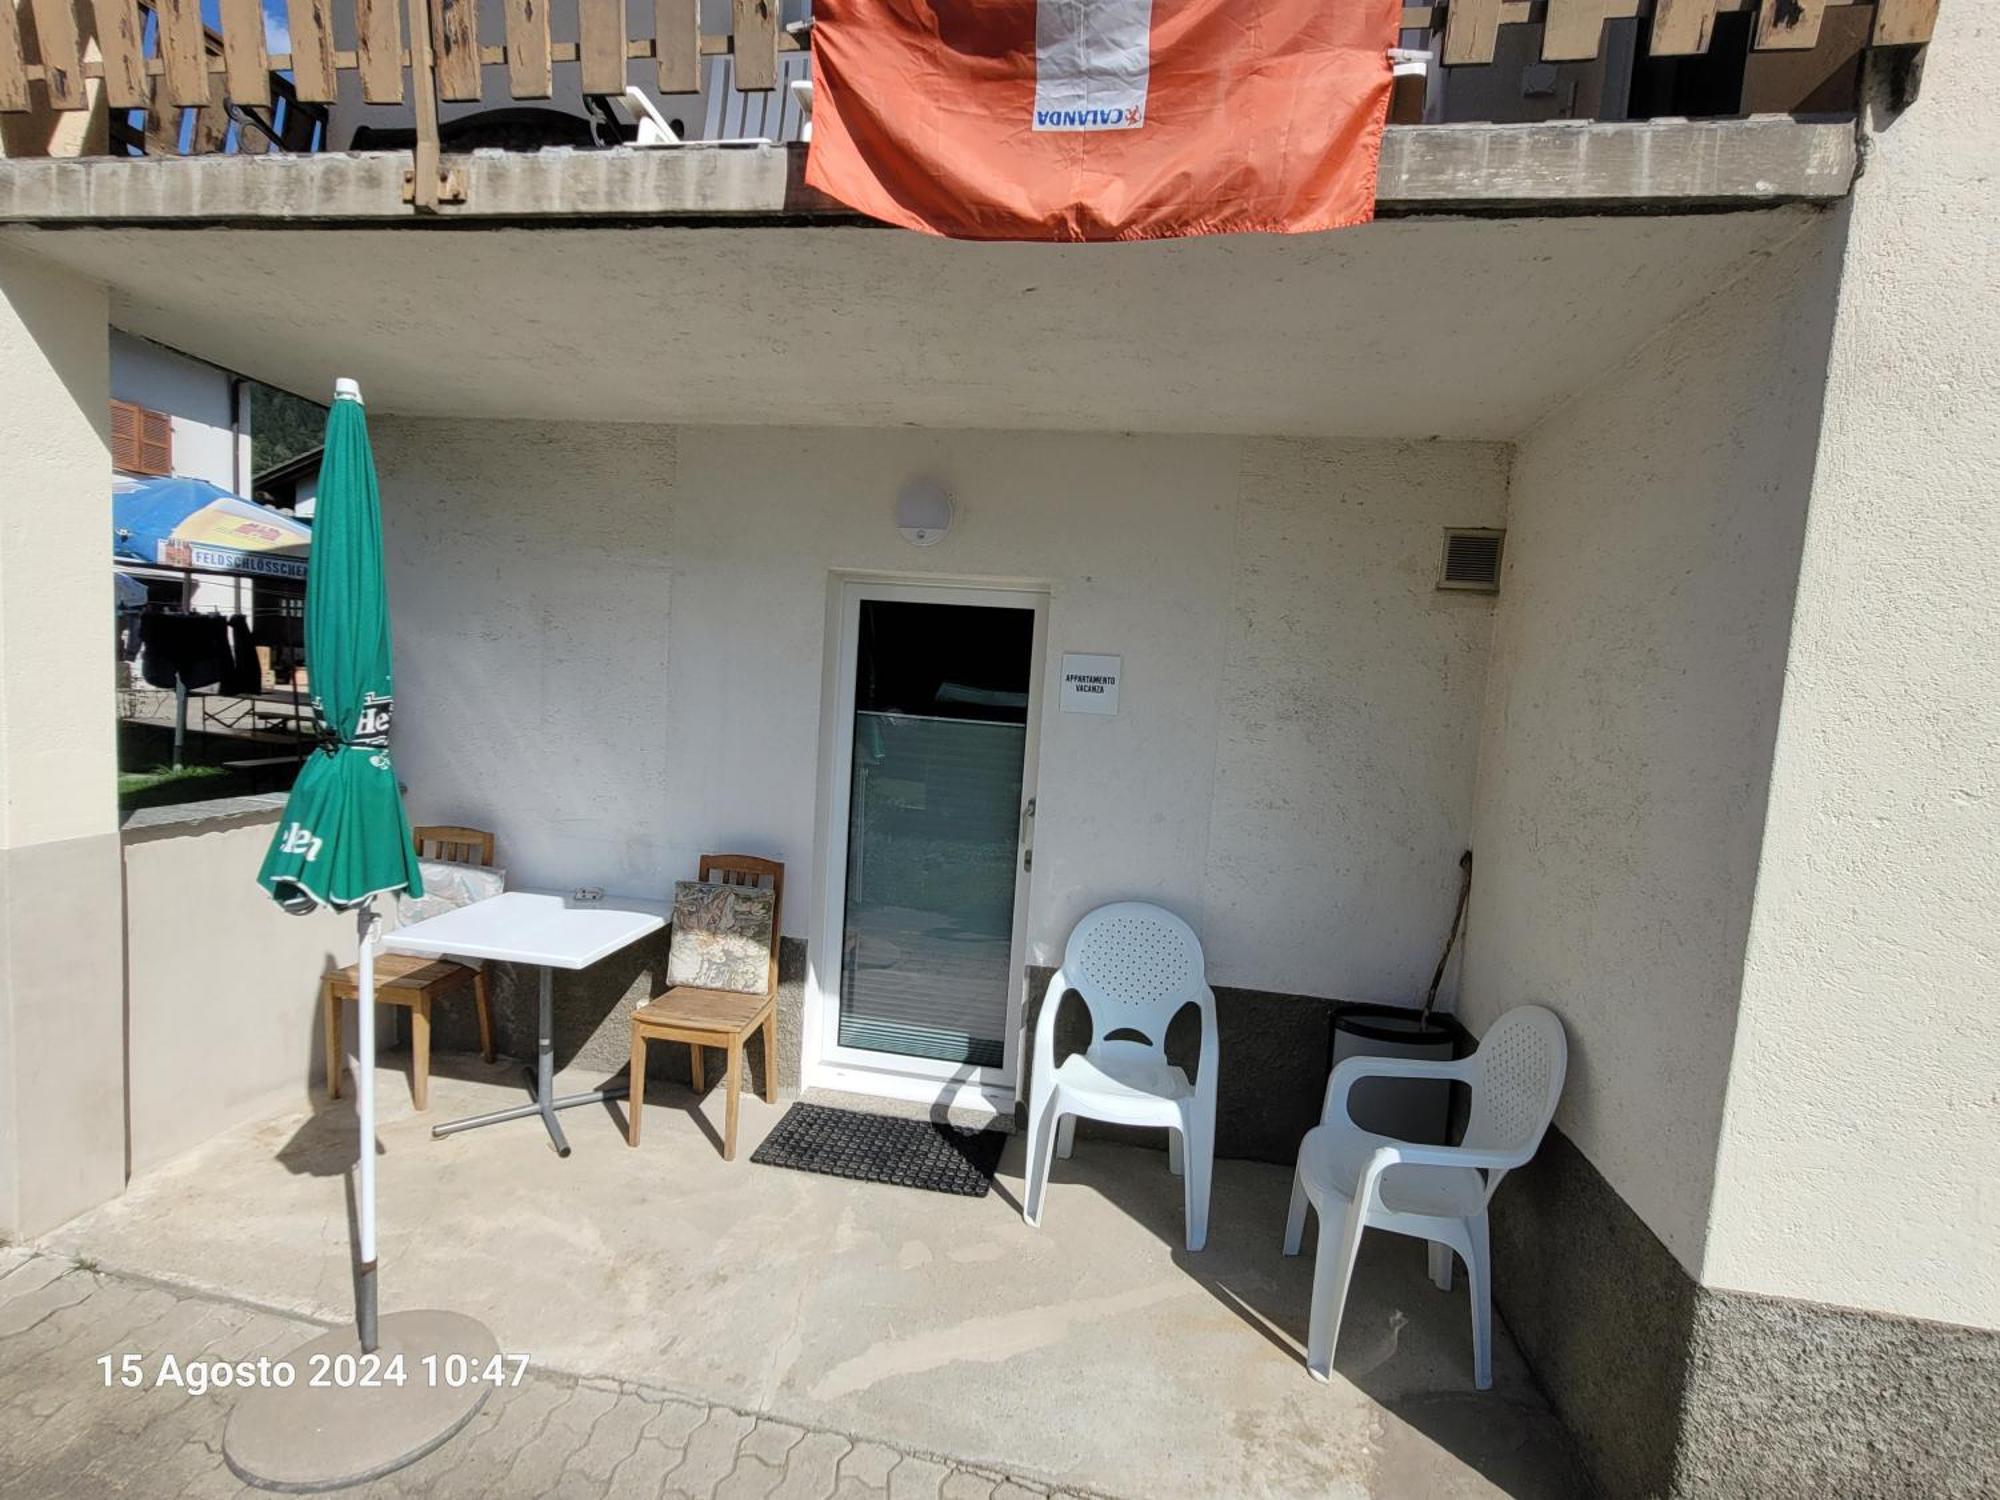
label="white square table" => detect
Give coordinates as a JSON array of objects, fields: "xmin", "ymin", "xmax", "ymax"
[{"xmin": 383, "ymin": 888, "xmax": 668, "ymax": 1157}]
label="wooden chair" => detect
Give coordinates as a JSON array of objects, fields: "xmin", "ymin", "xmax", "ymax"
[
  {"xmin": 323, "ymin": 825, "xmax": 498, "ymax": 1111},
  {"xmin": 628, "ymin": 854, "xmax": 783, "ymax": 1160}
]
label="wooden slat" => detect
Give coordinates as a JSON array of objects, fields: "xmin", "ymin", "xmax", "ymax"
[
  {"xmin": 1400, "ymin": 5, "xmax": 1436, "ymax": 28},
  {"xmin": 1754, "ymin": 0, "xmax": 1828, "ymax": 49},
  {"xmin": 155, "ymin": 0, "xmax": 211, "ymax": 106},
  {"xmin": 1650, "ymin": 0, "xmax": 1725, "ymax": 53},
  {"xmin": 1742, "ymin": 1, "xmax": 1868, "ymax": 109},
  {"xmin": 576, "ymin": 0, "xmax": 624, "ymax": 95},
  {"xmin": 218, "ymin": 0, "xmax": 270, "ymax": 106},
  {"xmin": 286, "ymin": 0, "xmax": 336, "ymax": 101},
  {"xmin": 1872, "ymin": 0, "xmax": 1937, "ymax": 45},
  {"xmin": 354, "ymin": 0, "xmax": 403, "ymax": 102},
  {"xmin": 1441, "ymin": 0, "xmax": 1503, "ymax": 64},
  {"xmin": 88, "ymin": 0, "xmax": 147, "ymax": 108},
  {"xmin": 1542, "ymin": 0, "xmax": 1646, "ymax": 59},
  {"xmin": 503, "ymin": 0, "xmax": 549, "ymax": 97},
  {"xmin": 432, "ymin": 0, "xmax": 480, "ymax": 100},
  {"xmin": 408, "ymin": 0, "xmax": 443, "ymax": 205},
  {"xmin": 0, "ymin": 0, "xmax": 30, "ymax": 112},
  {"xmin": 731, "ymin": 0, "xmax": 776, "ymax": 90},
  {"xmin": 635, "ymin": 988, "xmax": 770, "ymax": 1031},
  {"xmin": 655, "ymin": 0, "xmax": 697, "ymax": 94},
  {"xmin": 188, "ymin": 98, "xmax": 229, "ymax": 152},
  {"xmin": 28, "ymin": 0, "xmax": 86, "ymax": 108},
  {"xmin": 143, "ymin": 85, "xmax": 179, "ymax": 153}
]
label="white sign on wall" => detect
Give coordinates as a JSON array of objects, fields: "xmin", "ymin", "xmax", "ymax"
[{"xmin": 1059, "ymin": 654, "xmax": 1122, "ymax": 715}]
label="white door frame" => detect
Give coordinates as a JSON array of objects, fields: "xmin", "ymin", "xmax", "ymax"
[{"xmin": 802, "ymin": 577, "xmax": 1048, "ymax": 1115}]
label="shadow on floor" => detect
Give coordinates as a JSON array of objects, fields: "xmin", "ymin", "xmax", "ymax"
[
  {"xmin": 1007, "ymin": 1131, "xmax": 1598, "ymax": 1500},
  {"xmin": 276, "ymin": 1049, "xmax": 644, "ymax": 1176},
  {"xmin": 269, "ymin": 1049, "xmax": 1592, "ymax": 1498}
]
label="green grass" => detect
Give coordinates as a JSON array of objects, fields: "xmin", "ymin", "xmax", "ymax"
[{"xmin": 118, "ymin": 721, "xmax": 274, "ymax": 812}]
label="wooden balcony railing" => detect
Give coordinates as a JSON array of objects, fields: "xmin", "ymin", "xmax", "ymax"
[
  {"xmin": 2, "ymin": 0, "xmax": 798, "ymax": 185},
  {"xmin": 0, "ymin": 0, "xmax": 1941, "ymax": 206}
]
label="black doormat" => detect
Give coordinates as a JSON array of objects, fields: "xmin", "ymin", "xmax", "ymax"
[{"xmin": 750, "ymin": 1103, "xmax": 1008, "ymax": 1197}]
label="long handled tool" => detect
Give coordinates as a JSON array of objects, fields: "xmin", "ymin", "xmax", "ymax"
[{"xmin": 1419, "ymin": 850, "xmax": 1474, "ymax": 1027}]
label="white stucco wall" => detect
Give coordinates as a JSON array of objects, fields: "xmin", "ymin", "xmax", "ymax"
[
  {"xmin": 1458, "ymin": 219, "xmax": 1846, "ymax": 1273},
  {"xmin": 2, "ymin": 250, "xmax": 117, "ymax": 850},
  {"xmin": 122, "ymin": 814, "xmax": 360, "ymax": 1173},
  {"xmin": 374, "ymin": 421, "xmax": 1505, "ymax": 1003},
  {"xmin": 1701, "ymin": 7, "xmax": 2000, "ymax": 1329},
  {"xmin": 109, "ymin": 329, "xmax": 249, "ymax": 492},
  {"xmin": 1204, "ymin": 440, "xmax": 1510, "ymax": 999},
  {"xmin": 0, "ymin": 244, "xmax": 126, "ymax": 1238}
]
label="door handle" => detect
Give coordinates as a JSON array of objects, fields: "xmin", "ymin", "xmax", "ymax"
[{"xmin": 1020, "ymin": 796, "xmax": 1036, "ymax": 872}]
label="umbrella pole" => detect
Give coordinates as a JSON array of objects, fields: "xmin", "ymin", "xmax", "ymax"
[
  {"xmin": 228, "ymin": 375, "xmax": 503, "ymax": 1491},
  {"xmin": 225, "ymin": 893, "xmax": 496, "ymax": 1489},
  {"xmin": 355, "ymin": 901, "xmax": 380, "ymax": 1354}
]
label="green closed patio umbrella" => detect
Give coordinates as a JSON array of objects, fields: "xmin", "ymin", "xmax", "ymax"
[
  {"xmin": 229, "ymin": 380, "xmax": 494, "ymax": 1494},
  {"xmin": 257, "ymin": 379, "xmax": 423, "ymax": 918}
]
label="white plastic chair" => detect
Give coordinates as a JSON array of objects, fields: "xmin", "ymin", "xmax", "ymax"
[
  {"xmin": 1283, "ymin": 1005, "xmax": 1566, "ymax": 1388},
  {"xmin": 1023, "ymin": 902, "xmax": 1219, "ymax": 1251}
]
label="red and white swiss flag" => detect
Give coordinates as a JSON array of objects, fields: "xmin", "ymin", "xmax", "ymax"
[{"xmin": 806, "ymin": 0, "xmax": 1401, "ymax": 242}]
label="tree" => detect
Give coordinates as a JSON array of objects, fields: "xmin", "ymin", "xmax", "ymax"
[{"xmin": 250, "ymin": 384, "xmax": 327, "ymax": 477}]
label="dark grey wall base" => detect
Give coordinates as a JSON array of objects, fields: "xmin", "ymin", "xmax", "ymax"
[
  {"xmin": 1681, "ymin": 1284, "xmax": 2000, "ymax": 1500},
  {"xmin": 1486, "ymin": 1125, "xmax": 1698, "ymax": 1498},
  {"xmin": 423, "ymin": 947, "xmax": 1336, "ymax": 1158},
  {"xmin": 1492, "ymin": 1125, "xmax": 2000, "ymax": 1499},
  {"xmin": 419, "ymin": 935, "xmax": 808, "ymax": 1095}
]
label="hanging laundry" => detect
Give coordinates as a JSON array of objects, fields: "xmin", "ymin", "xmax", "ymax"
[
  {"xmin": 225, "ymin": 613, "xmax": 263, "ymax": 694},
  {"xmin": 138, "ymin": 612, "xmax": 183, "ymax": 691},
  {"xmin": 806, "ymin": 0, "xmax": 1401, "ymax": 241},
  {"xmin": 190, "ymin": 613, "xmax": 230, "ymax": 692},
  {"xmin": 137, "ymin": 612, "xmax": 230, "ymax": 692}
]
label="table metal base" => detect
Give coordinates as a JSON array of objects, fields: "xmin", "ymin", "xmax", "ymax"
[{"xmin": 431, "ymin": 967, "xmax": 626, "ymax": 1157}]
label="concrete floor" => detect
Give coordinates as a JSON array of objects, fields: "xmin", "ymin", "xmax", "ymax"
[
  {"xmin": 39, "ymin": 1055, "xmax": 1589, "ymax": 1499},
  {"xmin": 0, "ymin": 1251, "xmax": 1082, "ymax": 1500}
]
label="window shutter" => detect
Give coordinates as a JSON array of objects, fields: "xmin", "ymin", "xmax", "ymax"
[
  {"xmin": 138, "ymin": 408, "xmax": 173, "ymax": 476},
  {"xmin": 110, "ymin": 399, "xmax": 140, "ymax": 472},
  {"xmin": 109, "ymin": 400, "xmax": 174, "ymax": 476}
]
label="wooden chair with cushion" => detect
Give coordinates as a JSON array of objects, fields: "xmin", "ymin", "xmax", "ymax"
[
  {"xmin": 628, "ymin": 854, "xmax": 783, "ymax": 1160},
  {"xmin": 323, "ymin": 824, "xmax": 498, "ymax": 1111}
]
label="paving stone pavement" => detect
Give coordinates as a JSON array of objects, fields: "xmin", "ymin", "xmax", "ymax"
[{"xmin": 0, "ymin": 1249, "xmax": 1106, "ymax": 1500}]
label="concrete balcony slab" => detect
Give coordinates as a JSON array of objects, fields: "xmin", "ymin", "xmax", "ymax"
[{"xmin": 0, "ymin": 120, "xmax": 1856, "ymax": 228}]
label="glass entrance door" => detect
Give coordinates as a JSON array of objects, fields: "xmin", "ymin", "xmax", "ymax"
[{"xmin": 815, "ymin": 583, "xmax": 1044, "ymax": 1094}]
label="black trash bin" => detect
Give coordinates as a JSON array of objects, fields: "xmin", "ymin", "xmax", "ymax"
[{"xmin": 1329, "ymin": 1004, "xmax": 1473, "ymax": 1145}]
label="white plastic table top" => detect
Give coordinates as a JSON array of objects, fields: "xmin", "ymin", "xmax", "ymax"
[{"xmin": 380, "ymin": 889, "xmax": 667, "ymax": 970}]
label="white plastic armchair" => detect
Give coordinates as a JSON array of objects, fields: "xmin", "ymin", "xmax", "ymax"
[
  {"xmin": 1023, "ymin": 902, "xmax": 1219, "ymax": 1251},
  {"xmin": 1283, "ymin": 1004, "xmax": 1566, "ymax": 1388}
]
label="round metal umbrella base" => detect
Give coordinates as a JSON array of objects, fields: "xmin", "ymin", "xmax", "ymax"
[{"xmin": 223, "ymin": 1311, "xmax": 498, "ymax": 1493}]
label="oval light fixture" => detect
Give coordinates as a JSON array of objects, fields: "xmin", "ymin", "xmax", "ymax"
[{"xmin": 896, "ymin": 478, "xmax": 954, "ymax": 547}]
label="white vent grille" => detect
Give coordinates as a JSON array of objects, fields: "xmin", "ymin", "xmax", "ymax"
[{"xmin": 1439, "ymin": 529, "xmax": 1505, "ymax": 593}]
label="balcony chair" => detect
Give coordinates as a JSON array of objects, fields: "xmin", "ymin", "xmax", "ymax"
[
  {"xmin": 1284, "ymin": 1004, "xmax": 1567, "ymax": 1388},
  {"xmin": 323, "ymin": 825, "xmax": 499, "ymax": 1111},
  {"xmin": 627, "ymin": 855, "xmax": 783, "ymax": 1161},
  {"xmin": 1023, "ymin": 901, "xmax": 1219, "ymax": 1251}
]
